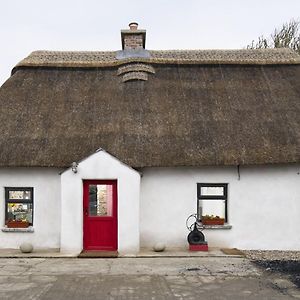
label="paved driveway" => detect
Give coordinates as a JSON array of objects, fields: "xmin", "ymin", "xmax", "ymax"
[{"xmin": 0, "ymin": 257, "xmax": 298, "ymax": 299}]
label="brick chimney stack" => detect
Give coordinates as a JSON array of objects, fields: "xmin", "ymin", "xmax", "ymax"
[{"xmin": 121, "ymin": 22, "xmax": 146, "ymax": 50}]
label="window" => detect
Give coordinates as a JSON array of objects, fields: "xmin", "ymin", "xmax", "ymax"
[
  {"xmin": 5, "ymin": 187, "xmax": 33, "ymax": 228},
  {"xmin": 197, "ymin": 183, "xmax": 228, "ymax": 222},
  {"xmin": 89, "ymin": 184, "xmax": 113, "ymax": 216}
]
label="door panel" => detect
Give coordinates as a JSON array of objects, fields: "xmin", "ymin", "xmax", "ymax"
[{"xmin": 83, "ymin": 180, "xmax": 117, "ymax": 251}]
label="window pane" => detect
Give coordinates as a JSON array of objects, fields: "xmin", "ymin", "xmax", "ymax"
[
  {"xmin": 89, "ymin": 184, "xmax": 113, "ymax": 216},
  {"xmin": 199, "ymin": 199, "xmax": 225, "ymax": 219},
  {"xmin": 6, "ymin": 203, "xmax": 33, "ymax": 223},
  {"xmin": 9, "ymin": 190, "xmax": 31, "ymax": 200},
  {"xmin": 201, "ymin": 186, "xmax": 224, "ymax": 196}
]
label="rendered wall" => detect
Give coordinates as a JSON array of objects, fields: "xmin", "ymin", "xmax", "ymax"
[
  {"xmin": 0, "ymin": 168, "xmax": 61, "ymax": 249},
  {"xmin": 60, "ymin": 150, "xmax": 141, "ymax": 255},
  {"xmin": 140, "ymin": 164, "xmax": 300, "ymax": 250},
  {"xmin": 1, "ymin": 164, "xmax": 298, "ymax": 252}
]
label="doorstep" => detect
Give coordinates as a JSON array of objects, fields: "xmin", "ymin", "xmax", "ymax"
[{"xmin": 78, "ymin": 250, "xmax": 118, "ymax": 258}]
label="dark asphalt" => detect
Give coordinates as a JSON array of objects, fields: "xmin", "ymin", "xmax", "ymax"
[{"xmin": 253, "ymin": 260, "xmax": 300, "ymax": 288}]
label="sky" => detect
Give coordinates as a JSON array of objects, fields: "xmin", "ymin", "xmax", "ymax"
[{"xmin": 0, "ymin": 0, "xmax": 300, "ymax": 85}]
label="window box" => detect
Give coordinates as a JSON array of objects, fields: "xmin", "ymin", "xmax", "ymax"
[
  {"xmin": 202, "ymin": 216, "xmax": 225, "ymax": 226},
  {"xmin": 5, "ymin": 220, "xmax": 30, "ymax": 228}
]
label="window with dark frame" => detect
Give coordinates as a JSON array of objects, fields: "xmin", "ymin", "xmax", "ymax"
[
  {"xmin": 197, "ymin": 183, "xmax": 228, "ymax": 222},
  {"xmin": 5, "ymin": 187, "xmax": 33, "ymax": 227}
]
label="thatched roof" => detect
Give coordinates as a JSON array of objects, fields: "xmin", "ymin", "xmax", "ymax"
[{"xmin": 0, "ymin": 48, "xmax": 300, "ymax": 168}]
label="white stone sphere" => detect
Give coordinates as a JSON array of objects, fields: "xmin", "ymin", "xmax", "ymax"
[
  {"xmin": 20, "ymin": 243, "xmax": 33, "ymax": 253},
  {"xmin": 153, "ymin": 242, "xmax": 166, "ymax": 252}
]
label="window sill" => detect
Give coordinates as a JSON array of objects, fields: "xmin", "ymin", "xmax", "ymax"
[
  {"xmin": 202, "ymin": 224, "xmax": 232, "ymax": 229},
  {"xmin": 1, "ymin": 227, "xmax": 34, "ymax": 233}
]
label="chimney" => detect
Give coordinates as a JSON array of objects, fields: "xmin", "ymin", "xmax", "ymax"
[{"xmin": 121, "ymin": 22, "xmax": 146, "ymax": 50}]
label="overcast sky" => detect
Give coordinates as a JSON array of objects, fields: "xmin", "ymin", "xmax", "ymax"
[{"xmin": 0, "ymin": 0, "xmax": 299, "ymax": 85}]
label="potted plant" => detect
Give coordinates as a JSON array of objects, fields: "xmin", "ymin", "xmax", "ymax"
[
  {"xmin": 6, "ymin": 219, "xmax": 30, "ymax": 228},
  {"xmin": 201, "ymin": 215, "xmax": 225, "ymax": 225}
]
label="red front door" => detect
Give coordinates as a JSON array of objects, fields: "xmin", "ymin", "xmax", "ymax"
[{"xmin": 83, "ymin": 180, "xmax": 118, "ymax": 251}]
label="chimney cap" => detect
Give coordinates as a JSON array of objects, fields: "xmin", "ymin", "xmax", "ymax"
[{"xmin": 129, "ymin": 22, "xmax": 139, "ymax": 30}]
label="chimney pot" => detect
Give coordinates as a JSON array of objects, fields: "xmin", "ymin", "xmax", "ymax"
[{"xmin": 129, "ymin": 22, "xmax": 138, "ymax": 31}]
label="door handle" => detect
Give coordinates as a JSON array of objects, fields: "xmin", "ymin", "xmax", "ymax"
[{"xmin": 84, "ymin": 208, "xmax": 88, "ymax": 216}]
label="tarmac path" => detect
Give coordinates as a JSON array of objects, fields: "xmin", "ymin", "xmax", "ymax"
[{"xmin": 0, "ymin": 257, "xmax": 299, "ymax": 299}]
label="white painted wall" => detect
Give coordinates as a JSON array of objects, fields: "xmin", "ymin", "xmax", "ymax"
[
  {"xmin": 0, "ymin": 168, "xmax": 61, "ymax": 249},
  {"xmin": 1, "ymin": 163, "xmax": 298, "ymax": 252},
  {"xmin": 140, "ymin": 164, "xmax": 300, "ymax": 250},
  {"xmin": 60, "ymin": 150, "xmax": 141, "ymax": 256}
]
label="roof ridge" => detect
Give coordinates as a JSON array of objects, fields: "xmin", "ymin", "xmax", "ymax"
[
  {"xmin": 14, "ymin": 48, "xmax": 300, "ymax": 70},
  {"xmin": 30, "ymin": 48, "xmax": 297, "ymax": 53}
]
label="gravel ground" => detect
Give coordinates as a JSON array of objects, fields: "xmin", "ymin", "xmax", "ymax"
[
  {"xmin": 243, "ymin": 250, "xmax": 300, "ymax": 261},
  {"xmin": 243, "ymin": 250, "xmax": 300, "ymax": 288}
]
